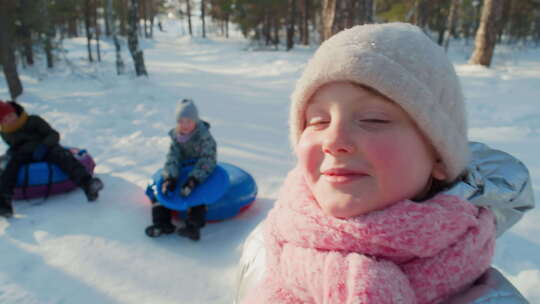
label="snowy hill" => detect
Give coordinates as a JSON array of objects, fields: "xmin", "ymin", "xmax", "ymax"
[{"xmin": 0, "ymin": 19, "xmax": 539, "ymax": 303}]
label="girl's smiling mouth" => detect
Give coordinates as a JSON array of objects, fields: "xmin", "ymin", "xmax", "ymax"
[{"xmin": 321, "ymin": 168, "xmax": 368, "ymax": 184}]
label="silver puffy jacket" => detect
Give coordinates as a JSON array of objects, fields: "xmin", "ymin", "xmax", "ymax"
[{"xmin": 235, "ymin": 142, "xmax": 535, "ymax": 304}]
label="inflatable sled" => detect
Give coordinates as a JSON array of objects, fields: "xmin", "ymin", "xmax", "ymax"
[
  {"xmin": 146, "ymin": 162, "xmax": 257, "ymax": 221},
  {"xmin": 0, "ymin": 148, "xmax": 96, "ymax": 200}
]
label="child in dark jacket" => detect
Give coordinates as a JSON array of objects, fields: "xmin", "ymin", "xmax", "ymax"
[
  {"xmin": 145, "ymin": 99, "xmax": 217, "ymax": 241},
  {"xmin": 0, "ymin": 100, "xmax": 103, "ymax": 218}
]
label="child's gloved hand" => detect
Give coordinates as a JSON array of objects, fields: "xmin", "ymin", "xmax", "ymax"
[
  {"xmin": 32, "ymin": 144, "xmax": 49, "ymax": 161},
  {"xmin": 181, "ymin": 177, "xmax": 198, "ymax": 197},
  {"xmin": 161, "ymin": 178, "xmax": 177, "ymax": 195}
]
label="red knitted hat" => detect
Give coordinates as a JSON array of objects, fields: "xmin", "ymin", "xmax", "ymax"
[{"xmin": 0, "ymin": 101, "xmax": 15, "ymax": 122}]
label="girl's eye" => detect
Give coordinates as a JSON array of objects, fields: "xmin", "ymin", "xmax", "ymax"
[
  {"xmin": 360, "ymin": 119, "xmax": 390, "ymax": 124},
  {"xmin": 306, "ymin": 118, "xmax": 329, "ymax": 127}
]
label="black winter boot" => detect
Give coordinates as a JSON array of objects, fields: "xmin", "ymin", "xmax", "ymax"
[
  {"xmin": 145, "ymin": 203, "xmax": 175, "ymax": 238},
  {"xmin": 177, "ymin": 223, "xmax": 200, "ymax": 241},
  {"xmin": 0, "ymin": 195, "xmax": 14, "ymax": 218},
  {"xmin": 145, "ymin": 223, "xmax": 176, "ymax": 237},
  {"xmin": 189, "ymin": 205, "xmax": 207, "ymax": 228},
  {"xmin": 177, "ymin": 205, "xmax": 206, "ymax": 241},
  {"xmin": 83, "ymin": 177, "xmax": 104, "ymax": 202}
]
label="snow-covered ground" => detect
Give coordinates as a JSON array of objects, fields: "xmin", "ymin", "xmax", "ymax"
[{"xmin": 0, "ymin": 19, "xmax": 539, "ymax": 303}]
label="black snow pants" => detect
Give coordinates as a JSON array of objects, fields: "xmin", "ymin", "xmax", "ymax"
[
  {"xmin": 152, "ymin": 203, "xmax": 207, "ymax": 228},
  {"xmin": 0, "ymin": 145, "xmax": 91, "ymax": 196}
]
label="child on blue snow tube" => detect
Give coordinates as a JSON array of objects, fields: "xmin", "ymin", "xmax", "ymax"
[
  {"xmin": 145, "ymin": 99, "xmax": 217, "ymax": 241},
  {"xmin": 0, "ymin": 100, "xmax": 104, "ymax": 218}
]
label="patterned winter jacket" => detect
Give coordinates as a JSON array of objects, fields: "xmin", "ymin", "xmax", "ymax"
[
  {"xmin": 162, "ymin": 120, "xmax": 217, "ymax": 184},
  {"xmin": 0, "ymin": 102, "xmax": 60, "ymax": 156}
]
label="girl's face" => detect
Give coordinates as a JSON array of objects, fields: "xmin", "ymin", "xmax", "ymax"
[
  {"xmin": 177, "ymin": 117, "xmax": 197, "ymax": 134},
  {"xmin": 297, "ymin": 82, "xmax": 446, "ymax": 218}
]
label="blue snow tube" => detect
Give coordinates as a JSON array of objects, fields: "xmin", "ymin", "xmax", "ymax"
[
  {"xmin": 146, "ymin": 162, "xmax": 257, "ymax": 221},
  {"xmin": 13, "ymin": 149, "xmax": 94, "ymax": 185},
  {"xmin": 0, "ymin": 148, "xmax": 96, "ymax": 200}
]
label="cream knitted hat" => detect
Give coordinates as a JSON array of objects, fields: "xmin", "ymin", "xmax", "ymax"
[{"xmin": 290, "ymin": 23, "xmax": 469, "ymax": 181}]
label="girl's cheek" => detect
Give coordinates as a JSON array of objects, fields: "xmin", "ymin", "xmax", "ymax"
[
  {"xmin": 296, "ymin": 133, "xmax": 322, "ymax": 179},
  {"xmin": 366, "ymin": 140, "xmax": 396, "ymax": 163}
]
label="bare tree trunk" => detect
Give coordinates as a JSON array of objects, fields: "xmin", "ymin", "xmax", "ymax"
[
  {"xmin": 321, "ymin": 0, "xmax": 337, "ymax": 41},
  {"xmin": 150, "ymin": 17, "xmax": 154, "ymax": 38},
  {"xmin": 107, "ymin": 0, "xmax": 125, "ymax": 75},
  {"xmin": 345, "ymin": 0, "xmax": 355, "ymax": 28},
  {"xmin": 142, "ymin": 0, "xmax": 153, "ymax": 38},
  {"xmin": 186, "ymin": 0, "xmax": 193, "ymax": 36},
  {"xmin": 19, "ymin": 0, "xmax": 34, "ymax": 66},
  {"xmin": 364, "ymin": 0, "xmax": 374, "ymax": 24},
  {"xmin": 414, "ymin": 0, "xmax": 429, "ymax": 29},
  {"xmin": 201, "ymin": 0, "xmax": 206, "ymax": 38},
  {"xmin": 534, "ymin": 9, "xmax": 540, "ymax": 45},
  {"xmin": 128, "ymin": 0, "xmax": 148, "ymax": 76},
  {"xmin": 20, "ymin": 29, "xmax": 34, "ymax": 66},
  {"xmin": 94, "ymin": 0, "xmax": 102, "ymax": 62},
  {"xmin": 142, "ymin": 0, "xmax": 148, "ymax": 37},
  {"xmin": 297, "ymin": 0, "xmax": 304, "ymax": 42},
  {"xmin": 149, "ymin": 0, "xmax": 155, "ymax": 38},
  {"xmin": 286, "ymin": 0, "xmax": 296, "ymax": 50},
  {"xmin": 460, "ymin": 1, "xmax": 474, "ymax": 43},
  {"xmin": 44, "ymin": 33, "xmax": 54, "ymax": 68},
  {"xmin": 120, "ymin": 0, "xmax": 128, "ymax": 35},
  {"xmin": 496, "ymin": 0, "xmax": 509, "ymax": 42},
  {"xmin": 42, "ymin": 0, "xmax": 54, "ymax": 68},
  {"xmin": 263, "ymin": 12, "xmax": 271, "ymax": 45},
  {"xmin": 469, "ymin": 0, "xmax": 504, "ymax": 67},
  {"xmin": 85, "ymin": 0, "xmax": 94, "ymax": 62},
  {"xmin": 437, "ymin": 12, "xmax": 446, "ymax": 45},
  {"xmin": 334, "ymin": 1, "xmax": 346, "ymax": 33},
  {"xmin": 225, "ymin": 12, "xmax": 229, "ymax": 38},
  {"xmin": 0, "ymin": 1, "xmax": 23, "ymax": 99},
  {"xmin": 104, "ymin": 0, "xmax": 111, "ymax": 36},
  {"xmin": 301, "ymin": 0, "xmax": 310, "ymax": 45},
  {"xmin": 68, "ymin": 18, "xmax": 78, "ymax": 37},
  {"xmin": 444, "ymin": 0, "xmax": 462, "ymax": 51},
  {"xmin": 272, "ymin": 15, "xmax": 280, "ymax": 49}
]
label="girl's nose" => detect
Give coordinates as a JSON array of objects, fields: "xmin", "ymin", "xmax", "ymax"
[{"xmin": 322, "ymin": 122, "xmax": 355, "ymax": 155}]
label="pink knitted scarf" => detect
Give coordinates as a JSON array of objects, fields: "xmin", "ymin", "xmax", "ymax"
[{"xmin": 247, "ymin": 168, "xmax": 496, "ymax": 304}]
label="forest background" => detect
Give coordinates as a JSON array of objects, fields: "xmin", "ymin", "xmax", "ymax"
[{"xmin": 1, "ymin": 0, "xmax": 540, "ymax": 99}]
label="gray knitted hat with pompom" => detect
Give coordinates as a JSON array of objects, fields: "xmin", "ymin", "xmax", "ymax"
[{"xmin": 175, "ymin": 99, "xmax": 199, "ymax": 122}]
